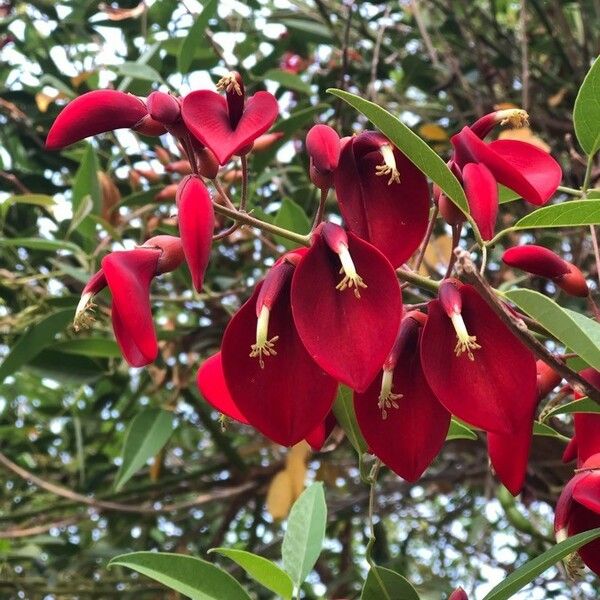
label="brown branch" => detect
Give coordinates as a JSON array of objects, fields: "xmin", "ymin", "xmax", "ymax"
[{"xmin": 454, "ymin": 248, "xmax": 600, "ymax": 405}]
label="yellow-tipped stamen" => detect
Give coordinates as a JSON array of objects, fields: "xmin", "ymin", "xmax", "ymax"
[
  {"xmin": 216, "ymin": 72, "xmax": 242, "ymax": 96},
  {"xmin": 497, "ymin": 108, "xmax": 529, "ymax": 129},
  {"xmin": 450, "ymin": 312, "xmax": 481, "ymax": 361},
  {"xmin": 377, "ymin": 369, "xmax": 402, "ymax": 420},
  {"xmin": 73, "ymin": 292, "xmax": 96, "ymax": 331},
  {"xmin": 565, "ymin": 552, "xmax": 585, "ymax": 580},
  {"xmin": 375, "ymin": 143, "xmax": 401, "ymax": 185},
  {"xmin": 336, "ymin": 244, "xmax": 367, "ymax": 298},
  {"xmin": 218, "ymin": 413, "xmax": 230, "ymax": 432},
  {"xmin": 249, "ymin": 305, "xmax": 279, "ymax": 369}
]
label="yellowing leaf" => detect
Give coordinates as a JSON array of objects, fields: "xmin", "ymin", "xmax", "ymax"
[
  {"xmin": 548, "ymin": 87, "xmax": 567, "ymax": 108},
  {"xmin": 419, "ymin": 234, "xmax": 454, "ymax": 275},
  {"xmin": 71, "ymin": 71, "xmax": 95, "ymax": 89},
  {"xmin": 285, "ymin": 441, "xmax": 311, "ymax": 499},
  {"xmin": 35, "ymin": 92, "xmax": 55, "ymax": 113},
  {"xmin": 266, "ymin": 470, "xmax": 294, "ymax": 520},
  {"xmin": 498, "ymin": 127, "xmax": 550, "ymax": 152},
  {"xmin": 418, "ymin": 123, "xmax": 448, "ymax": 142}
]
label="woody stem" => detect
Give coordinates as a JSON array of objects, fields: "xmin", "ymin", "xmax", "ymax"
[
  {"xmin": 454, "ymin": 247, "xmax": 600, "ymax": 406},
  {"xmin": 240, "ymin": 154, "xmax": 249, "ymax": 211}
]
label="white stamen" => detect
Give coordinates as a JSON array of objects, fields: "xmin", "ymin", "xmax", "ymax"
[
  {"xmin": 377, "ymin": 369, "xmax": 402, "ymax": 420},
  {"xmin": 336, "ymin": 244, "xmax": 367, "ymax": 298},
  {"xmin": 450, "ymin": 312, "xmax": 481, "ymax": 361},
  {"xmin": 249, "ymin": 305, "xmax": 279, "ymax": 368},
  {"xmin": 73, "ymin": 292, "xmax": 95, "ymax": 331},
  {"xmin": 375, "ymin": 144, "xmax": 401, "ymax": 185}
]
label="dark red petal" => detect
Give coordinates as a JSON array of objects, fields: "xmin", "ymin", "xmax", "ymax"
[
  {"xmin": 488, "ymin": 423, "xmax": 532, "ymax": 495},
  {"xmin": 574, "ymin": 413, "xmax": 600, "ymax": 466},
  {"xmin": 181, "ymin": 90, "xmax": 279, "ymax": 165},
  {"xmin": 197, "ymin": 352, "xmax": 248, "ymax": 424},
  {"xmin": 334, "ymin": 136, "xmax": 430, "ymax": 267},
  {"xmin": 176, "ymin": 176, "xmax": 214, "ymax": 292},
  {"xmin": 292, "ymin": 231, "xmax": 402, "ymax": 392},
  {"xmin": 306, "ymin": 124, "xmax": 340, "ymax": 173},
  {"xmin": 568, "ymin": 497, "xmax": 600, "ymax": 576},
  {"xmin": 142, "ymin": 235, "xmax": 184, "ymax": 274},
  {"xmin": 102, "ymin": 247, "xmax": 160, "ymax": 367},
  {"xmin": 502, "ymin": 245, "xmax": 570, "ymax": 279},
  {"xmin": 462, "ymin": 162, "xmax": 498, "ymax": 241},
  {"xmin": 82, "ymin": 268, "xmax": 107, "ymax": 296},
  {"xmin": 304, "ymin": 413, "xmax": 337, "ymax": 451},
  {"xmin": 421, "ymin": 285, "xmax": 538, "ymax": 434},
  {"xmin": 46, "ymin": 90, "xmax": 148, "ymax": 150},
  {"xmin": 221, "ymin": 280, "xmax": 338, "ymax": 446},
  {"xmin": 573, "ymin": 469, "xmax": 600, "ymax": 514},
  {"xmin": 451, "ymin": 127, "xmax": 561, "ymax": 205},
  {"xmin": 562, "ymin": 435, "xmax": 578, "ymax": 463},
  {"xmin": 146, "ymin": 91, "xmax": 181, "ymax": 126},
  {"xmin": 554, "ymin": 473, "xmax": 586, "ymax": 537},
  {"xmin": 448, "ymin": 588, "xmax": 469, "ymax": 600},
  {"xmin": 354, "ymin": 327, "xmax": 451, "ymax": 481},
  {"xmin": 556, "ymin": 264, "xmax": 589, "ymax": 298}
]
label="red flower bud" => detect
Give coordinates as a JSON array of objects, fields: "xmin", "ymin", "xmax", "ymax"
[
  {"xmin": 146, "ymin": 91, "xmax": 181, "ymax": 126},
  {"xmin": 306, "ymin": 124, "xmax": 341, "ymax": 189},
  {"xmin": 462, "ymin": 162, "xmax": 498, "ymax": 241},
  {"xmin": 448, "ymin": 588, "xmax": 468, "ymax": 600}
]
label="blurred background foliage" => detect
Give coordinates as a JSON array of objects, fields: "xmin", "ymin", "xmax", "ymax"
[{"xmin": 0, "ymin": 0, "xmax": 599, "ymax": 598}]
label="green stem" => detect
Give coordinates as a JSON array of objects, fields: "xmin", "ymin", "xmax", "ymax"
[
  {"xmin": 396, "ymin": 268, "xmax": 440, "ymax": 293},
  {"xmin": 365, "ymin": 459, "xmax": 381, "ymax": 568},
  {"xmin": 557, "ymin": 185, "xmax": 583, "ymax": 196}
]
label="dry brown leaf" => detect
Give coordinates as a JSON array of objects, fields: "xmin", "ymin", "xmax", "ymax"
[
  {"xmin": 418, "ymin": 233, "xmax": 454, "ymax": 276},
  {"xmin": 98, "ymin": 171, "xmax": 121, "ymax": 224},
  {"xmin": 71, "ymin": 71, "xmax": 95, "ymax": 89},
  {"xmin": 285, "ymin": 441, "xmax": 311, "ymax": 499},
  {"xmin": 99, "ymin": 2, "xmax": 146, "ymax": 21},
  {"xmin": 266, "ymin": 470, "xmax": 294, "ymax": 520},
  {"xmin": 548, "ymin": 87, "xmax": 567, "ymax": 108}
]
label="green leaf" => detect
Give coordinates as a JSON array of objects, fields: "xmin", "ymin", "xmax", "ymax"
[
  {"xmin": 0, "ymin": 194, "xmax": 55, "ymax": 218},
  {"xmin": 178, "ymin": 0, "xmax": 218, "ymax": 73},
  {"xmin": 504, "ymin": 289, "xmax": 600, "ymax": 372},
  {"xmin": 209, "ymin": 548, "xmax": 293, "ymax": 600},
  {"xmin": 263, "ymin": 69, "xmax": 311, "ymax": 95},
  {"xmin": 273, "ymin": 198, "xmax": 311, "ymax": 249},
  {"xmin": 446, "ymin": 418, "xmax": 478, "ymax": 441},
  {"xmin": 116, "ymin": 62, "xmax": 163, "ymax": 83},
  {"xmin": 0, "ymin": 237, "xmax": 85, "ymax": 256},
  {"xmin": 66, "ymin": 194, "xmax": 94, "ymax": 238},
  {"xmin": 282, "ymin": 482, "xmax": 327, "ymax": 590},
  {"xmin": 326, "ymin": 88, "xmax": 469, "ymax": 215},
  {"xmin": 514, "ymin": 200, "xmax": 600, "ymax": 229},
  {"xmin": 332, "ymin": 385, "xmax": 368, "ymax": 454},
  {"xmin": 533, "ymin": 421, "xmax": 569, "ymax": 442},
  {"xmin": 109, "ymin": 552, "xmax": 251, "ymax": 600},
  {"xmin": 0, "ymin": 309, "xmax": 73, "ymax": 383},
  {"xmin": 117, "ymin": 42, "xmax": 161, "ymax": 92},
  {"xmin": 114, "ymin": 409, "xmax": 176, "ymax": 491},
  {"xmin": 574, "ymin": 55, "xmax": 600, "ymax": 156},
  {"xmin": 72, "ymin": 144, "xmax": 101, "ymax": 242},
  {"xmin": 361, "ymin": 566, "xmax": 420, "ymax": 600},
  {"xmin": 543, "ymin": 397, "xmax": 600, "ymax": 419},
  {"xmin": 483, "ymin": 527, "xmax": 600, "ymax": 600},
  {"xmin": 53, "ymin": 338, "xmax": 122, "ymax": 358},
  {"xmin": 499, "ymin": 186, "xmax": 521, "ymax": 204}
]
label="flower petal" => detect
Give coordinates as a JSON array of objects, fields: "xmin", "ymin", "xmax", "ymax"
[
  {"xmin": 291, "ymin": 230, "xmax": 402, "ymax": 392},
  {"xmin": 306, "ymin": 124, "xmax": 340, "ymax": 173},
  {"xmin": 101, "ymin": 247, "xmax": 160, "ymax": 367},
  {"xmin": 421, "ymin": 284, "xmax": 538, "ymax": 434},
  {"xmin": 568, "ymin": 498, "xmax": 600, "ymax": 576},
  {"xmin": 182, "ymin": 90, "xmax": 279, "ymax": 165},
  {"xmin": 462, "ymin": 162, "xmax": 498, "ymax": 241},
  {"xmin": 304, "ymin": 413, "xmax": 337, "ymax": 451},
  {"xmin": 221, "ymin": 279, "xmax": 338, "ymax": 446},
  {"xmin": 502, "ymin": 245, "xmax": 570, "ymax": 279},
  {"xmin": 176, "ymin": 176, "xmax": 214, "ymax": 292},
  {"xmin": 487, "ymin": 424, "xmax": 532, "ymax": 495},
  {"xmin": 46, "ymin": 90, "xmax": 148, "ymax": 150},
  {"xmin": 197, "ymin": 352, "xmax": 248, "ymax": 424},
  {"xmin": 573, "ymin": 469, "xmax": 600, "ymax": 514},
  {"xmin": 334, "ymin": 133, "xmax": 430, "ymax": 267}
]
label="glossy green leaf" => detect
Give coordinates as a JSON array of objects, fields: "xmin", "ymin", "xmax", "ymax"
[
  {"xmin": 332, "ymin": 385, "xmax": 368, "ymax": 454},
  {"xmin": 514, "ymin": 200, "xmax": 600, "ymax": 229},
  {"xmin": 117, "ymin": 62, "xmax": 163, "ymax": 83},
  {"xmin": 504, "ymin": 289, "xmax": 600, "ymax": 372},
  {"xmin": 273, "ymin": 198, "xmax": 311, "ymax": 249},
  {"xmin": 109, "ymin": 552, "xmax": 251, "ymax": 600},
  {"xmin": 483, "ymin": 528, "xmax": 600, "ymax": 600},
  {"xmin": 209, "ymin": 548, "xmax": 293, "ymax": 599},
  {"xmin": 0, "ymin": 309, "xmax": 73, "ymax": 383},
  {"xmin": 446, "ymin": 418, "xmax": 478, "ymax": 441},
  {"xmin": 0, "ymin": 237, "xmax": 84, "ymax": 255},
  {"xmin": 114, "ymin": 409, "xmax": 176, "ymax": 491},
  {"xmin": 327, "ymin": 88, "xmax": 468, "ymax": 214},
  {"xmin": 574, "ymin": 55, "xmax": 600, "ymax": 156},
  {"xmin": 263, "ymin": 69, "xmax": 311, "ymax": 95},
  {"xmin": 117, "ymin": 42, "xmax": 161, "ymax": 92},
  {"xmin": 533, "ymin": 421, "xmax": 569, "ymax": 442},
  {"xmin": 543, "ymin": 397, "xmax": 600, "ymax": 420},
  {"xmin": 72, "ymin": 144, "xmax": 101, "ymax": 242},
  {"xmin": 53, "ymin": 338, "xmax": 122, "ymax": 358},
  {"xmin": 499, "ymin": 186, "xmax": 521, "ymax": 204},
  {"xmin": 361, "ymin": 566, "xmax": 420, "ymax": 600},
  {"xmin": 178, "ymin": 0, "xmax": 218, "ymax": 73},
  {"xmin": 282, "ymin": 482, "xmax": 327, "ymax": 590}
]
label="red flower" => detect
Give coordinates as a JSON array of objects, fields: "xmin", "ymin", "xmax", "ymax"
[
  {"xmin": 175, "ymin": 175, "xmax": 215, "ymax": 292},
  {"xmin": 306, "ymin": 124, "xmax": 341, "ymax": 189},
  {"xmin": 75, "ymin": 236, "xmax": 184, "ymax": 367},
  {"xmin": 291, "ymin": 222, "xmax": 402, "ymax": 392},
  {"xmin": 421, "ymin": 280, "xmax": 538, "ymax": 434},
  {"xmin": 554, "ymin": 453, "xmax": 600, "ymax": 577},
  {"xmin": 182, "ymin": 71, "xmax": 279, "ymax": 165},
  {"xmin": 462, "ymin": 162, "xmax": 498, "ymax": 241},
  {"xmin": 448, "ymin": 588, "xmax": 468, "ymax": 600},
  {"xmin": 502, "ymin": 245, "xmax": 589, "ymax": 297},
  {"xmin": 354, "ymin": 311, "xmax": 451, "ymax": 481},
  {"xmin": 46, "ymin": 90, "xmax": 165, "ymax": 149},
  {"xmin": 220, "ymin": 251, "xmax": 338, "ymax": 446},
  {"xmin": 333, "ymin": 131, "xmax": 430, "ymax": 267}
]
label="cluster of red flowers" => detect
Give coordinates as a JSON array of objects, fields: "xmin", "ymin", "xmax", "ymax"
[{"xmin": 46, "ymin": 73, "xmax": 599, "ymax": 577}]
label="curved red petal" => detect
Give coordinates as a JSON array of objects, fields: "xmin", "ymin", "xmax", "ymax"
[
  {"xmin": 221, "ymin": 280, "xmax": 337, "ymax": 446},
  {"xmin": 562, "ymin": 434, "xmax": 578, "ymax": 463},
  {"xmin": 574, "ymin": 413, "xmax": 600, "ymax": 466},
  {"xmin": 306, "ymin": 124, "xmax": 340, "ymax": 173},
  {"xmin": 462, "ymin": 162, "xmax": 498, "ymax": 241},
  {"xmin": 46, "ymin": 90, "xmax": 148, "ymax": 150},
  {"xmin": 421, "ymin": 285, "xmax": 538, "ymax": 434},
  {"xmin": 488, "ymin": 423, "xmax": 532, "ymax": 495},
  {"xmin": 568, "ymin": 498, "xmax": 600, "ymax": 576},
  {"xmin": 304, "ymin": 413, "xmax": 337, "ymax": 451},
  {"xmin": 182, "ymin": 90, "xmax": 279, "ymax": 165},
  {"xmin": 176, "ymin": 176, "xmax": 214, "ymax": 292},
  {"xmin": 291, "ymin": 231, "xmax": 402, "ymax": 392},
  {"xmin": 573, "ymin": 470, "xmax": 600, "ymax": 514},
  {"xmin": 334, "ymin": 137, "xmax": 430, "ymax": 267},
  {"xmin": 197, "ymin": 352, "xmax": 248, "ymax": 424},
  {"xmin": 502, "ymin": 245, "xmax": 570, "ymax": 279},
  {"xmin": 354, "ymin": 329, "xmax": 451, "ymax": 481},
  {"xmin": 102, "ymin": 247, "xmax": 160, "ymax": 367}
]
